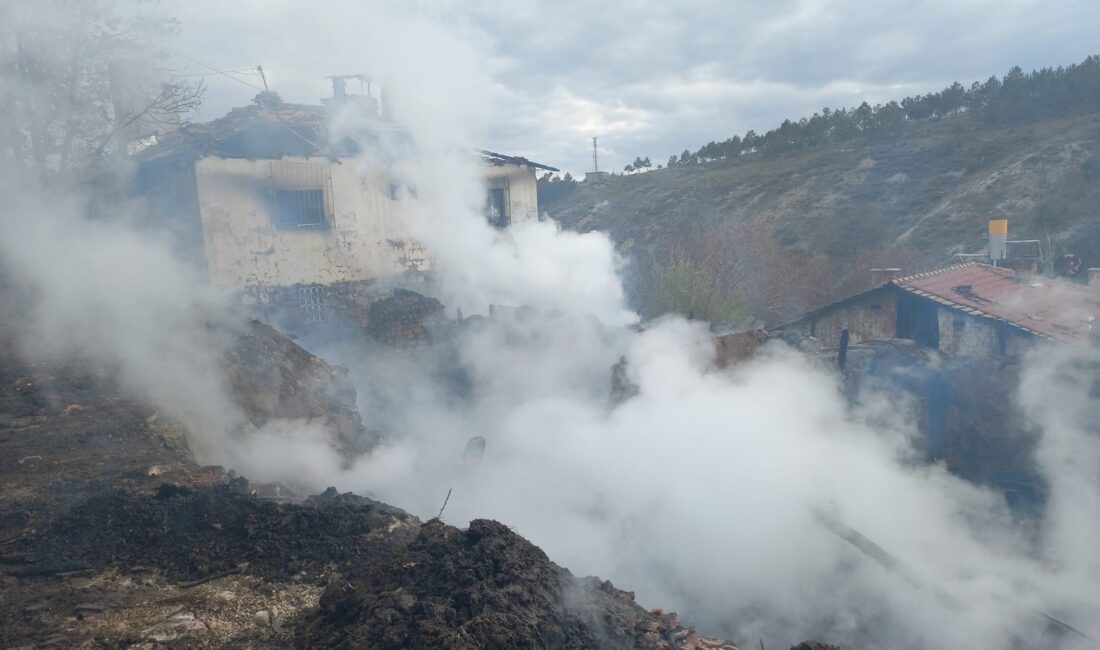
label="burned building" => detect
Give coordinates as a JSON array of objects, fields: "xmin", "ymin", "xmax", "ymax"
[
  {"xmin": 777, "ymin": 263, "xmax": 1100, "ymax": 357},
  {"xmin": 133, "ymin": 89, "xmax": 556, "ymax": 329}
]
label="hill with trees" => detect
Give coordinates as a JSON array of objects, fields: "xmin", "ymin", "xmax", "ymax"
[{"xmin": 540, "ymin": 57, "xmax": 1100, "ymax": 324}]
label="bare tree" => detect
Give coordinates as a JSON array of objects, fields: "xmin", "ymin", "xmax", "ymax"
[
  {"xmin": 637, "ymin": 219, "xmax": 942, "ymax": 325},
  {"xmin": 0, "ymin": 0, "xmax": 202, "ymax": 181}
]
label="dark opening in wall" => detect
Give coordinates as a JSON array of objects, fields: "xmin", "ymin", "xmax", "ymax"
[
  {"xmin": 484, "ymin": 176, "xmax": 510, "ymax": 230},
  {"xmin": 485, "ymin": 187, "xmax": 508, "ymax": 229},
  {"xmin": 897, "ymin": 292, "xmax": 940, "ymax": 349}
]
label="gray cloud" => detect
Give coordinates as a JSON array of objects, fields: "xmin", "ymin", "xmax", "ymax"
[{"xmin": 168, "ymin": 0, "xmax": 1099, "ymax": 174}]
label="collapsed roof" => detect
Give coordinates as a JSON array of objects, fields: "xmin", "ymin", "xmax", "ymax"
[{"xmin": 136, "ymin": 92, "xmax": 557, "ymax": 171}]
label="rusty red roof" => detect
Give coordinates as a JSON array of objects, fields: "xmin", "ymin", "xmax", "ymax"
[{"xmin": 892, "ymin": 263, "xmax": 1100, "ymax": 344}]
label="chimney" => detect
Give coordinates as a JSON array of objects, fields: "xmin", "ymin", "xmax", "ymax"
[
  {"xmin": 1088, "ymin": 268, "xmax": 1100, "ymax": 289},
  {"xmin": 870, "ymin": 268, "xmax": 901, "ymax": 285},
  {"xmin": 988, "ymin": 219, "xmax": 1008, "ymax": 261},
  {"xmin": 1005, "ymin": 258, "xmax": 1040, "ymax": 280},
  {"xmin": 330, "ymin": 76, "xmax": 348, "ymax": 101}
]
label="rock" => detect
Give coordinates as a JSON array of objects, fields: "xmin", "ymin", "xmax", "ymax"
[
  {"xmin": 146, "ymin": 465, "xmax": 162, "ymax": 478},
  {"xmin": 142, "ymin": 611, "xmax": 207, "ymax": 642},
  {"xmin": 253, "ymin": 609, "xmax": 272, "ymax": 627},
  {"xmin": 214, "ymin": 590, "xmax": 235, "ymax": 602}
]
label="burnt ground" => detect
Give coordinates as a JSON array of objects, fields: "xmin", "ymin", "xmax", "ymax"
[{"xmin": 0, "ymin": 333, "xmax": 764, "ymax": 649}]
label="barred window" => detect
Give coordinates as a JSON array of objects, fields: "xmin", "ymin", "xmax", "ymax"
[
  {"xmin": 275, "ymin": 189, "xmax": 326, "ymax": 228},
  {"xmin": 269, "ymin": 161, "xmax": 332, "ymax": 229}
]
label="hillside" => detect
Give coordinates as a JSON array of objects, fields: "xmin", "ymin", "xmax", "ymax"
[{"xmin": 545, "ymin": 110, "xmax": 1100, "ymax": 323}]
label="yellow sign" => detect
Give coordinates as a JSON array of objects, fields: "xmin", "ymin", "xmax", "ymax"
[{"xmin": 988, "ymin": 219, "xmax": 1008, "ymax": 235}]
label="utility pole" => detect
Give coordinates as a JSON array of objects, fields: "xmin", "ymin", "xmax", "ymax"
[
  {"xmin": 592, "ymin": 136, "xmax": 599, "ymax": 173},
  {"xmin": 256, "ymin": 65, "xmax": 269, "ymax": 91}
]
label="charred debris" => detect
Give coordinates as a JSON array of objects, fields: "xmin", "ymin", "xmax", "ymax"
[
  {"xmin": 0, "ymin": 299, "xmax": 756, "ymax": 649},
  {"xmin": 3, "ymin": 84, "xmax": 1097, "ymax": 649},
  {"xmin": 3, "ymin": 264, "xmax": 1096, "ymax": 647}
]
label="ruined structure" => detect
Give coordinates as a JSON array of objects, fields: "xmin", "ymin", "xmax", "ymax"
[
  {"xmin": 776, "ymin": 263, "xmax": 1100, "ymax": 356},
  {"xmin": 133, "ymin": 89, "xmax": 556, "ymax": 331}
]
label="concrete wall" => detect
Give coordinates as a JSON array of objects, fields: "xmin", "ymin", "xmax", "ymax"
[
  {"xmin": 194, "ymin": 156, "xmax": 541, "ymax": 291},
  {"xmin": 785, "ymin": 288, "xmax": 898, "ymax": 348},
  {"xmin": 194, "ymin": 156, "xmax": 429, "ymax": 289},
  {"xmin": 484, "ymin": 163, "xmax": 539, "ymax": 225}
]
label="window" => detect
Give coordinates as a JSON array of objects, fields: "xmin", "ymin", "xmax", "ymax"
[
  {"xmin": 275, "ymin": 189, "xmax": 326, "ymax": 228},
  {"xmin": 269, "ymin": 161, "xmax": 332, "ymax": 229},
  {"xmin": 484, "ymin": 179, "xmax": 510, "ymax": 229}
]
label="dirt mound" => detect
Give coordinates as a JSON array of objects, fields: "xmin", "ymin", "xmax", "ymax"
[
  {"xmin": 14, "ymin": 484, "xmax": 741, "ymax": 649},
  {"xmin": 0, "ymin": 325, "xmax": 782, "ymax": 650},
  {"xmin": 224, "ymin": 319, "xmax": 377, "ymax": 457},
  {"xmin": 298, "ymin": 518, "xmax": 738, "ymax": 650},
  {"xmin": 23, "ymin": 485, "xmax": 415, "ymax": 581}
]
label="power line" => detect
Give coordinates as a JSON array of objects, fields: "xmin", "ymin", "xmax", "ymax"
[
  {"xmin": 172, "ymin": 52, "xmax": 266, "ymax": 92},
  {"xmin": 171, "ymin": 69, "xmax": 263, "ymax": 78}
]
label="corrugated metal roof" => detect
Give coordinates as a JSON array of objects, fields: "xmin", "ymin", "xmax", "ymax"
[
  {"xmin": 478, "ymin": 149, "xmax": 559, "ymax": 172},
  {"xmin": 892, "ymin": 263, "xmax": 1099, "ymax": 344}
]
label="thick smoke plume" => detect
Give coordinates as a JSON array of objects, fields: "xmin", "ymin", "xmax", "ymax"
[{"xmin": 0, "ymin": 3, "xmax": 1096, "ymax": 650}]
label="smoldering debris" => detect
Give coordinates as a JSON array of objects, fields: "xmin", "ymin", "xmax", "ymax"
[
  {"xmin": 0, "ymin": 1, "xmax": 1097, "ymax": 648},
  {"xmin": 223, "ymin": 319, "xmax": 378, "ymax": 459}
]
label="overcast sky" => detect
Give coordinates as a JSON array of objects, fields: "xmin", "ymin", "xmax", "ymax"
[{"xmin": 169, "ymin": 0, "xmax": 1099, "ymax": 175}]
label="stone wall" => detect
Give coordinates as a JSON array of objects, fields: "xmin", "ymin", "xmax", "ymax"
[
  {"xmin": 366, "ymin": 289, "xmax": 446, "ymax": 347},
  {"xmin": 782, "ymin": 287, "xmax": 898, "ymax": 348}
]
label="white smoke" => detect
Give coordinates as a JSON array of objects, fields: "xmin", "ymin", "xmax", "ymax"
[
  {"xmin": 288, "ymin": 4, "xmax": 1100, "ymax": 647},
  {"xmin": 330, "ymin": 313, "xmax": 1099, "ymax": 649},
  {"xmin": 0, "ymin": 180, "xmax": 245, "ymax": 462},
  {"xmin": 0, "ymin": 2, "xmax": 1097, "ymax": 650}
]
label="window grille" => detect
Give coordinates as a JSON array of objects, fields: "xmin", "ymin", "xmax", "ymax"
[
  {"xmin": 275, "ymin": 189, "xmax": 326, "ymax": 227},
  {"xmin": 298, "ymin": 285, "xmax": 327, "ymax": 324},
  {"xmin": 269, "ymin": 161, "xmax": 333, "ymax": 229}
]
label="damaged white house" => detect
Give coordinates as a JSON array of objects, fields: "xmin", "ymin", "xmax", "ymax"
[{"xmin": 134, "ymin": 88, "xmax": 556, "ymax": 327}]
